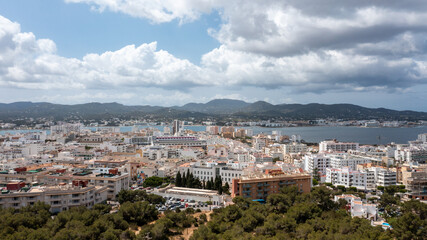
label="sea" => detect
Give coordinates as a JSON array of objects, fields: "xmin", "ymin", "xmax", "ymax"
[{"xmin": 1, "ymin": 125, "xmax": 426, "ymax": 145}]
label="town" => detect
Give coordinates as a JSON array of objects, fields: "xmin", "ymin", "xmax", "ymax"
[{"xmin": 0, "ymin": 120, "xmax": 425, "ymax": 232}]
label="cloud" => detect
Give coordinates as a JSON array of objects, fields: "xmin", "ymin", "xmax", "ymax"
[
  {"xmin": 4, "ymin": 0, "xmax": 427, "ymax": 103},
  {"xmin": 66, "ymin": 0, "xmax": 427, "ymax": 57},
  {"xmin": 0, "ymin": 15, "xmax": 209, "ymax": 90},
  {"xmin": 209, "ymin": 1, "xmax": 427, "ymax": 58},
  {"xmin": 65, "ymin": 0, "xmax": 218, "ymax": 24},
  {"xmin": 200, "ymin": 45, "xmax": 427, "ymax": 92}
]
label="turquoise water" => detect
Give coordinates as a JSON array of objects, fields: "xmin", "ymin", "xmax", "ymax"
[{"xmin": 1, "ymin": 125, "xmax": 426, "ymax": 145}]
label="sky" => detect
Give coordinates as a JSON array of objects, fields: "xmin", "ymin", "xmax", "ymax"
[{"xmin": 0, "ymin": 0, "xmax": 426, "ymax": 111}]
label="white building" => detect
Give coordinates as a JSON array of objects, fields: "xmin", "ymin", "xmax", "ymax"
[
  {"xmin": 326, "ymin": 167, "xmax": 372, "ymax": 190},
  {"xmin": 319, "ymin": 140, "xmax": 359, "ymax": 153},
  {"xmin": 360, "ymin": 167, "xmax": 397, "ymax": 187},
  {"xmin": 50, "ymin": 123, "xmax": 83, "ymax": 135},
  {"xmin": 334, "ymin": 194, "xmax": 378, "ymax": 220},
  {"xmin": 178, "ymin": 164, "xmax": 243, "ymax": 186},
  {"xmin": 282, "ymin": 142, "xmax": 307, "ymax": 154},
  {"xmin": 220, "ymin": 167, "xmax": 243, "ymax": 184},
  {"xmin": 418, "ymin": 133, "xmax": 427, "ymax": 143},
  {"xmin": 304, "ymin": 153, "xmax": 331, "ymax": 175},
  {"xmin": 245, "ymin": 129, "xmax": 254, "ymax": 137},
  {"xmin": 376, "ymin": 169, "xmax": 397, "ymax": 187},
  {"xmin": 351, "ymin": 200, "xmax": 378, "ymax": 220},
  {"xmin": 330, "ymin": 154, "xmax": 372, "ymax": 170},
  {"xmin": 0, "ymin": 184, "xmax": 108, "ymax": 213},
  {"xmin": 253, "ymin": 137, "xmax": 267, "ymax": 151},
  {"xmin": 154, "ymin": 187, "xmax": 225, "ymax": 206}
]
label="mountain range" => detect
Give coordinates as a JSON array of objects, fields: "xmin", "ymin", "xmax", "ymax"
[{"xmin": 0, "ymin": 99, "xmax": 426, "ymax": 121}]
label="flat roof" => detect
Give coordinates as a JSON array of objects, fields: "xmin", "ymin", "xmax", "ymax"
[{"xmin": 166, "ymin": 187, "xmax": 219, "ymax": 196}]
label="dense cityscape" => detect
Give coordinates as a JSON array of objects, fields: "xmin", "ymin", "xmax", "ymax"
[
  {"xmin": 0, "ymin": 120, "xmax": 425, "ymax": 239},
  {"xmin": 1, "ymin": 0, "xmax": 427, "ymax": 239}
]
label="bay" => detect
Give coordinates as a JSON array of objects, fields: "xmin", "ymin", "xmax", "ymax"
[{"xmin": 1, "ymin": 125, "xmax": 426, "ymax": 145}]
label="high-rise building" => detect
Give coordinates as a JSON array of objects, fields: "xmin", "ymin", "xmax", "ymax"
[
  {"xmin": 206, "ymin": 126, "xmax": 219, "ymax": 135},
  {"xmin": 221, "ymin": 126, "xmax": 235, "ymax": 134},
  {"xmin": 172, "ymin": 120, "xmax": 181, "ymax": 135}
]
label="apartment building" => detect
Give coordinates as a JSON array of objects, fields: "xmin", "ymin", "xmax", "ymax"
[
  {"xmin": 282, "ymin": 142, "xmax": 308, "ymax": 154},
  {"xmin": 221, "ymin": 126, "xmax": 235, "ymax": 134},
  {"xmin": 319, "ymin": 140, "xmax": 359, "ymax": 153},
  {"xmin": 326, "ymin": 167, "xmax": 373, "ymax": 190},
  {"xmin": 253, "ymin": 137, "xmax": 268, "ymax": 151},
  {"xmin": 0, "ymin": 168, "xmax": 47, "ymax": 184},
  {"xmin": 0, "ymin": 183, "xmax": 108, "ymax": 213},
  {"xmin": 152, "ymin": 136, "xmax": 207, "ymax": 148},
  {"xmin": 376, "ymin": 170, "xmax": 396, "ymax": 187},
  {"xmin": 78, "ymin": 135, "xmax": 104, "ymax": 147},
  {"xmin": 206, "ymin": 126, "xmax": 219, "ymax": 135},
  {"xmin": 231, "ymin": 172, "xmax": 311, "ymax": 200},
  {"xmin": 40, "ymin": 171, "xmax": 130, "ymax": 200},
  {"xmin": 304, "ymin": 153, "xmax": 331, "ymax": 175},
  {"xmin": 402, "ymin": 169, "xmax": 427, "ymax": 200},
  {"xmin": 330, "ymin": 154, "xmax": 372, "ymax": 169},
  {"xmin": 365, "ymin": 167, "xmax": 397, "ymax": 187}
]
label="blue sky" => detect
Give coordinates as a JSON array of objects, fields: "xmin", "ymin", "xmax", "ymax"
[
  {"xmin": 0, "ymin": 0, "xmax": 220, "ymax": 62},
  {"xmin": 0, "ymin": 0, "xmax": 426, "ymax": 111}
]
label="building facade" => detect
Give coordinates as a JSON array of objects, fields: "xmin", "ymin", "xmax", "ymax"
[{"xmin": 231, "ymin": 173, "xmax": 311, "ymax": 200}]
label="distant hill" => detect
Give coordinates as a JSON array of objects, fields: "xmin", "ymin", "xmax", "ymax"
[
  {"xmin": 232, "ymin": 103, "xmax": 427, "ymax": 120},
  {"xmin": 0, "ymin": 102, "xmax": 163, "ymax": 121},
  {"xmin": 0, "ymin": 99, "xmax": 426, "ymax": 121},
  {"xmin": 178, "ymin": 99, "xmax": 250, "ymax": 114}
]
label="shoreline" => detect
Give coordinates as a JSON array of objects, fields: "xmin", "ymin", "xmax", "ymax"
[{"xmin": 1, "ymin": 124, "xmax": 426, "ymax": 132}]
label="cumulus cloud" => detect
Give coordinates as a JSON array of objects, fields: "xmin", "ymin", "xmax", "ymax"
[
  {"xmin": 201, "ymin": 45, "xmax": 426, "ymax": 92},
  {"xmin": 66, "ymin": 0, "xmax": 427, "ymax": 56},
  {"xmin": 0, "ymin": 15, "xmax": 209, "ymax": 90},
  {"xmin": 3, "ymin": 0, "xmax": 427, "ymax": 100},
  {"xmin": 208, "ymin": 0, "xmax": 427, "ymax": 57}
]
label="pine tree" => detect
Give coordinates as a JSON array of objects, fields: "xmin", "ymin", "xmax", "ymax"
[
  {"xmin": 202, "ymin": 180, "xmax": 206, "ymax": 189},
  {"xmin": 186, "ymin": 169, "xmax": 191, "ymax": 187},
  {"xmin": 223, "ymin": 182, "xmax": 230, "ymax": 194},
  {"xmin": 176, "ymin": 171, "xmax": 182, "ymax": 187},
  {"xmin": 206, "ymin": 178, "xmax": 213, "ymax": 190},
  {"xmin": 188, "ymin": 175, "xmax": 194, "ymax": 188},
  {"xmin": 193, "ymin": 178, "xmax": 201, "ymax": 189},
  {"xmin": 214, "ymin": 176, "xmax": 221, "ymax": 190},
  {"xmin": 182, "ymin": 172, "xmax": 186, "ymax": 187}
]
